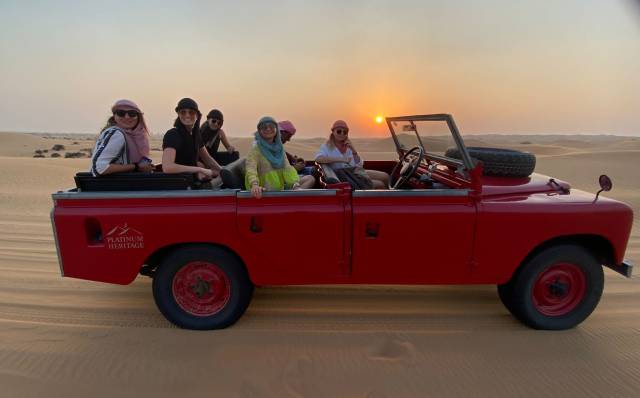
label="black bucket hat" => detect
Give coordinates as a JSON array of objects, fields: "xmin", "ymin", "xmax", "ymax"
[
  {"xmin": 175, "ymin": 98, "xmax": 200, "ymax": 113},
  {"xmin": 207, "ymin": 109, "xmax": 223, "ymax": 121}
]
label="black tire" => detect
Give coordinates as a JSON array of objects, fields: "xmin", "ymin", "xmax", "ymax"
[
  {"xmin": 498, "ymin": 245, "xmax": 604, "ymax": 330},
  {"xmin": 152, "ymin": 245, "xmax": 253, "ymax": 330},
  {"xmin": 445, "ymin": 147, "xmax": 536, "ymax": 178},
  {"xmin": 497, "ymin": 281, "xmax": 516, "ymax": 315}
]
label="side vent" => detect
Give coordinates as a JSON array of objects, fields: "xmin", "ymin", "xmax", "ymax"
[{"xmin": 85, "ymin": 218, "xmax": 103, "ymax": 246}]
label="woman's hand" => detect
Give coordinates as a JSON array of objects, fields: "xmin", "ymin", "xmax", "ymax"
[
  {"xmin": 197, "ymin": 168, "xmax": 213, "ymax": 181},
  {"xmin": 294, "ymin": 158, "xmax": 305, "ymax": 172},
  {"xmin": 227, "ymin": 145, "xmax": 236, "ymax": 153},
  {"xmin": 138, "ymin": 162, "xmax": 154, "ymax": 173},
  {"xmin": 251, "ymin": 183, "xmax": 264, "ymax": 199}
]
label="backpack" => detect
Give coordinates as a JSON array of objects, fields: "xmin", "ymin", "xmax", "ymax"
[{"xmin": 334, "ymin": 166, "xmax": 374, "ymax": 190}]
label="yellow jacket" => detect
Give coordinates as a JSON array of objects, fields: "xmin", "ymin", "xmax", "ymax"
[{"xmin": 244, "ymin": 145, "xmax": 299, "ymax": 190}]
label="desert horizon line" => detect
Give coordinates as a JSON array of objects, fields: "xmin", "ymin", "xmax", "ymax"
[{"xmin": 3, "ymin": 130, "xmax": 639, "ymax": 138}]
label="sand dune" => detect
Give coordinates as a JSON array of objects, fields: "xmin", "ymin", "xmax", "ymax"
[{"xmin": 0, "ymin": 132, "xmax": 639, "ymax": 397}]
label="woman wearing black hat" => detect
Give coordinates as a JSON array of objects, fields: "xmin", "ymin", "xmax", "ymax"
[
  {"xmin": 162, "ymin": 98, "xmax": 221, "ymax": 181},
  {"xmin": 200, "ymin": 109, "xmax": 238, "ymax": 166}
]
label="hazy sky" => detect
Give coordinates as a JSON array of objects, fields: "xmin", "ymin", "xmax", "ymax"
[{"xmin": 1, "ymin": 0, "xmax": 639, "ymax": 137}]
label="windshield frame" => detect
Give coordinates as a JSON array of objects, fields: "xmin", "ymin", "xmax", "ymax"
[{"xmin": 386, "ymin": 114, "xmax": 475, "ymax": 172}]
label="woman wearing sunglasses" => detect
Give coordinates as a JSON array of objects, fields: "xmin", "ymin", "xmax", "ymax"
[
  {"xmin": 162, "ymin": 98, "xmax": 221, "ymax": 182},
  {"xmin": 245, "ymin": 116, "xmax": 300, "ymax": 199},
  {"xmin": 90, "ymin": 99, "xmax": 154, "ymax": 176},
  {"xmin": 201, "ymin": 109, "xmax": 236, "ymax": 155},
  {"xmin": 315, "ymin": 120, "xmax": 389, "ymax": 189},
  {"xmin": 200, "ymin": 108, "xmax": 238, "ymax": 166}
]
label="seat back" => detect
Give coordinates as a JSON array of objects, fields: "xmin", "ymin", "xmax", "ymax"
[{"xmin": 220, "ymin": 158, "xmax": 246, "ymax": 189}]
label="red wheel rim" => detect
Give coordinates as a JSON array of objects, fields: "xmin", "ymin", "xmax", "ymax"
[
  {"xmin": 532, "ymin": 262, "xmax": 586, "ymax": 316},
  {"xmin": 172, "ymin": 261, "xmax": 231, "ymax": 316}
]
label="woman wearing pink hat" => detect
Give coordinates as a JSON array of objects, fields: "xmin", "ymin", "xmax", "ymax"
[
  {"xmin": 278, "ymin": 120, "xmax": 315, "ymax": 189},
  {"xmin": 90, "ymin": 99, "xmax": 154, "ymax": 176},
  {"xmin": 315, "ymin": 120, "xmax": 389, "ymax": 189}
]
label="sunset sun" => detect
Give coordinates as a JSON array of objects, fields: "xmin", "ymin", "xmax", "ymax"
[{"xmin": 375, "ymin": 115, "xmax": 384, "ymax": 124}]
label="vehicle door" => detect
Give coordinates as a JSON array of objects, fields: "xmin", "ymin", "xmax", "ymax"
[
  {"xmin": 237, "ymin": 189, "xmax": 350, "ymax": 284},
  {"xmin": 351, "ymin": 189, "xmax": 476, "ymax": 284}
]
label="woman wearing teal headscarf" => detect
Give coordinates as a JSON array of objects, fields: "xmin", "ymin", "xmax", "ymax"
[{"xmin": 245, "ymin": 116, "xmax": 300, "ymax": 198}]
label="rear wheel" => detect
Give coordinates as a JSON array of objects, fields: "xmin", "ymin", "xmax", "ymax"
[
  {"xmin": 498, "ymin": 245, "xmax": 603, "ymax": 330},
  {"xmin": 152, "ymin": 245, "xmax": 253, "ymax": 330},
  {"xmin": 497, "ymin": 281, "xmax": 516, "ymax": 314}
]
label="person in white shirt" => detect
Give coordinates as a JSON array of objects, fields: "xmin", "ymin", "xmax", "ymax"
[
  {"xmin": 315, "ymin": 120, "xmax": 389, "ymax": 189},
  {"xmin": 91, "ymin": 99, "xmax": 154, "ymax": 176}
]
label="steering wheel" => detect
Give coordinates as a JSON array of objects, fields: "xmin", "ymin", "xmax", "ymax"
[{"xmin": 389, "ymin": 146, "xmax": 425, "ymax": 189}]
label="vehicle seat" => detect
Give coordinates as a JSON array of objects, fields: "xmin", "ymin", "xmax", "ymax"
[
  {"xmin": 74, "ymin": 172, "xmax": 194, "ymax": 191},
  {"xmin": 220, "ymin": 158, "xmax": 246, "ymax": 189}
]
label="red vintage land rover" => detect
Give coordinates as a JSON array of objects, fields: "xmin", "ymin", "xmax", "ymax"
[{"xmin": 50, "ymin": 114, "xmax": 634, "ymax": 330}]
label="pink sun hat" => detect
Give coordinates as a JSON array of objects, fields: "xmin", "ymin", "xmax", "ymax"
[
  {"xmin": 111, "ymin": 99, "xmax": 142, "ymax": 113},
  {"xmin": 278, "ymin": 120, "xmax": 297, "ymax": 135},
  {"xmin": 331, "ymin": 120, "xmax": 349, "ymax": 131}
]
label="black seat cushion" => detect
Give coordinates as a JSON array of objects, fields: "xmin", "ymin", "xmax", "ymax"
[
  {"xmin": 74, "ymin": 172, "xmax": 193, "ymax": 191},
  {"xmin": 212, "ymin": 151, "xmax": 240, "ymax": 166}
]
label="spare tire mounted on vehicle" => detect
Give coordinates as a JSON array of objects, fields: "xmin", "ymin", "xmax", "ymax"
[{"xmin": 445, "ymin": 147, "xmax": 536, "ymax": 178}]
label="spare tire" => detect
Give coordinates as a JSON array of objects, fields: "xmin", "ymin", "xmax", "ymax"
[{"xmin": 445, "ymin": 147, "xmax": 536, "ymax": 178}]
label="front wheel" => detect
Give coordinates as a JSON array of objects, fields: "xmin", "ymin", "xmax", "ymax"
[
  {"xmin": 499, "ymin": 245, "xmax": 604, "ymax": 330},
  {"xmin": 152, "ymin": 245, "xmax": 253, "ymax": 330}
]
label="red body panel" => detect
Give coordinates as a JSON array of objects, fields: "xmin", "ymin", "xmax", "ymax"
[
  {"xmin": 52, "ymin": 172, "xmax": 633, "ymax": 286},
  {"xmin": 474, "ymin": 188, "xmax": 633, "ymax": 283},
  {"xmin": 351, "ymin": 192, "xmax": 476, "ymax": 283},
  {"xmin": 54, "ymin": 194, "xmax": 241, "ymax": 284},
  {"xmin": 235, "ymin": 190, "xmax": 352, "ymax": 284}
]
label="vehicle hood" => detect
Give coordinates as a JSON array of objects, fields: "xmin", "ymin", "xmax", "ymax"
[{"xmin": 480, "ymin": 173, "xmax": 571, "ymax": 198}]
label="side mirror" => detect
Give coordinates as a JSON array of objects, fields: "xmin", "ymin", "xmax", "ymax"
[
  {"xmin": 595, "ymin": 174, "xmax": 612, "ymax": 202},
  {"xmin": 599, "ymin": 175, "xmax": 612, "ymax": 192}
]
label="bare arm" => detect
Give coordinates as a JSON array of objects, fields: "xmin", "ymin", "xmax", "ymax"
[
  {"xmin": 315, "ymin": 144, "xmax": 351, "ymax": 164},
  {"xmin": 162, "ymin": 148, "xmax": 210, "ymax": 175},
  {"xmin": 219, "ymin": 129, "xmax": 236, "ymax": 152},
  {"xmin": 101, "ymin": 161, "xmax": 155, "ymax": 175},
  {"xmin": 198, "ymin": 147, "xmax": 221, "ymax": 175},
  {"xmin": 100, "ymin": 163, "xmax": 137, "ymax": 175},
  {"xmin": 315, "ymin": 156, "xmax": 352, "ymax": 164}
]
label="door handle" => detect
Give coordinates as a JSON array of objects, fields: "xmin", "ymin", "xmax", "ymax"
[
  {"xmin": 250, "ymin": 216, "xmax": 262, "ymax": 233},
  {"xmin": 365, "ymin": 221, "xmax": 379, "ymax": 238}
]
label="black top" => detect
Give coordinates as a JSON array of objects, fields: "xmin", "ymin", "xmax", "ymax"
[
  {"xmin": 163, "ymin": 126, "xmax": 203, "ymax": 167},
  {"xmin": 200, "ymin": 124, "xmax": 222, "ymax": 155}
]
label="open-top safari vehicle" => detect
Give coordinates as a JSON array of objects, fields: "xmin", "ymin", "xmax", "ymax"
[{"xmin": 51, "ymin": 114, "xmax": 633, "ymax": 330}]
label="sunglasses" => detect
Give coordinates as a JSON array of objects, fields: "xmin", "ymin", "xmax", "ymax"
[
  {"xmin": 178, "ymin": 109, "xmax": 197, "ymax": 117},
  {"xmin": 114, "ymin": 110, "xmax": 139, "ymax": 118},
  {"xmin": 259, "ymin": 123, "xmax": 276, "ymax": 130},
  {"xmin": 334, "ymin": 129, "xmax": 348, "ymax": 135},
  {"xmin": 209, "ymin": 118, "xmax": 222, "ymax": 124}
]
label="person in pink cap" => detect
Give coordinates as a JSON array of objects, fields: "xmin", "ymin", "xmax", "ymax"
[
  {"xmin": 315, "ymin": 120, "xmax": 389, "ymax": 189},
  {"xmin": 278, "ymin": 120, "xmax": 315, "ymax": 189},
  {"xmin": 90, "ymin": 99, "xmax": 154, "ymax": 176}
]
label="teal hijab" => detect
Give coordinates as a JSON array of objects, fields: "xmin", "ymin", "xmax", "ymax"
[{"xmin": 254, "ymin": 116, "xmax": 284, "ymax": 169}]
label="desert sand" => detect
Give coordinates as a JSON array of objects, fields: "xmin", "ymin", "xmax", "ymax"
[{"xmin": 0, "ymin": 131, "xmax": 639, "ymax": 397}]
